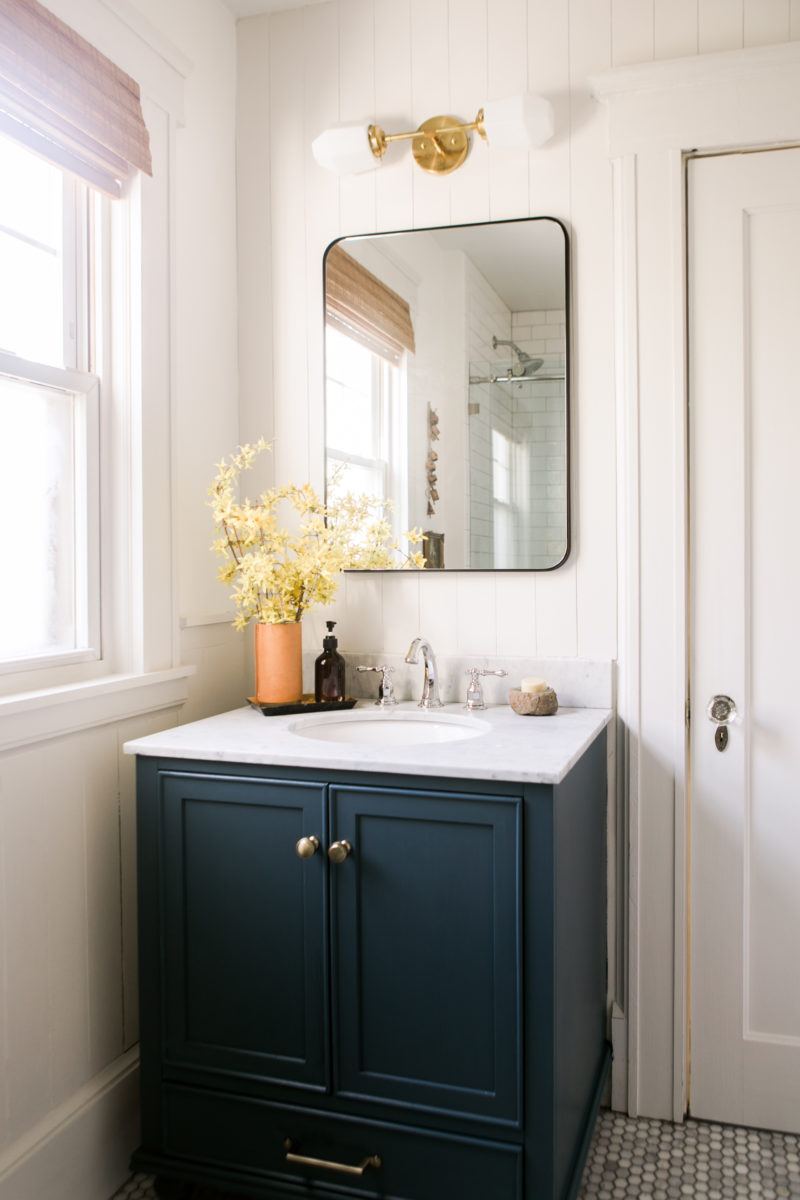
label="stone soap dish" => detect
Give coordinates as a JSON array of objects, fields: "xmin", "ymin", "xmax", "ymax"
[{"xmin": 509, "ymin": 687, "xmax": 559, "ymax": 716}]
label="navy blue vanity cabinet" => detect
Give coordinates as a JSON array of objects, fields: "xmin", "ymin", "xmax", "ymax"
[
  {"xmin": 330, "ymin": 784, "xmax": 521, "ymax": 1126},
  {"xmin": 132, "ymin": 729, "xmax": 609, "ymax": 1200},
  {"xmin": 156, "ymin": 772, "xmax": 328, "ymax": 1091}
]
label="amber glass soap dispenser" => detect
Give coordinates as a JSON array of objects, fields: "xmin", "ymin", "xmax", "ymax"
[{"xmin": 315, "ymin": 620, "xmax": 346, "ymax": 702}]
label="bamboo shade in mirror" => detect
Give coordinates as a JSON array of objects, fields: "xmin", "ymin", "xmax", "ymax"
[
  {"xmin": 325, "ymin": 244, "xmax": 415, "ymax": 365},
  {"xmin": 0, "ymin": 0, "xmax": 152, "ymax": 197}
]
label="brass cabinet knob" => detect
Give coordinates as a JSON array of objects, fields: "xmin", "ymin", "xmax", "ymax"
[
  {"xmin": 328, "ymin": 840, "xmax": 352, "ymax": 864},
  {"xmin": 295, "ymin": 835, "xmax": 320, "ymax": 860}
]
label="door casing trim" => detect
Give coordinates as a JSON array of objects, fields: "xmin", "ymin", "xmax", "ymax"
[{"xmin": 591, "ymin": 39, "xmax": 800, "ymax": 1122}]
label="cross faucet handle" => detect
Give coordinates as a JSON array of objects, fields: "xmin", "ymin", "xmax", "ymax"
[
  {"xmin": 465, "ymin": 667, "xmax": 508, "ymax": 711},
  {"xmin": 357, "ymin": 664, "xmax": 397, "ymax": 707}
]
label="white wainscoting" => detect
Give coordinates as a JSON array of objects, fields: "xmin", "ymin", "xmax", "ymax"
[{"xmin": 236, "ymin": 0, "xmax": 800, "ymax": 1121}]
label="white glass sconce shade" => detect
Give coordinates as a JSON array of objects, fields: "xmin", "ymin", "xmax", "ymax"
[
  {"xmin": 311, "ymin": 123, "xmax": 379, "ymax": 175},
  {"xmin": 481, "ymin": 93, "xmax": 554, "ymax": 150}
]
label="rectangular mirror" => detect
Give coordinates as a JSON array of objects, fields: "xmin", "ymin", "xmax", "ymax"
[{"xmin": 323, "ymin": 217, "xmax": 569, "ymax": 571}]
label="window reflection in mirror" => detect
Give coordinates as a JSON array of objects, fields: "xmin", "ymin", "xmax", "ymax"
[{"xmin": 323, "ymin": 217, "xmax": 568, "ymax": 571}]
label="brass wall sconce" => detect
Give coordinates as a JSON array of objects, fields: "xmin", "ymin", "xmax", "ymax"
[{"xmin": 312, "ymin": 94, "xmax": 554, "ymax": 177}]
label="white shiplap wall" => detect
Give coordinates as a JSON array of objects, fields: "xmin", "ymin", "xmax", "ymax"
[{"xmin": 236, "ymin": 0, "xmax": 800, "ymax": 1119}]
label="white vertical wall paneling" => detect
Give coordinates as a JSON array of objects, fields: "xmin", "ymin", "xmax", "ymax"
[
  {"xmin": 527, "ymin": 2, "xmax": 573, "ymax": 657},
  {"xmin": 654, "ymin": 0, "xmax": 699, "ymax": 59},
  {"xmin": 744, "ymin": 0, "xmax": 790, "ymax": 46},
  {"xmin": 381, "ymin": 574, "xmax": 421, "ymax": 654},
  {"xmin": 792, "ymin": 0, "xmax": 800, "ymax": 39},
  {"xmin": 527, "ymin": 0, "xmax": 574, "ymax": 655},
  {"xmin": 611, "ymin": 151, "xmax": 641, "ymax": 1115},
  {"xmin": 237, "ymin": 16, "xmax": 275, "ymax": 466},
  {"xmin": 374, "ymin": 0, "xmax": 414, "ymax": 231},
  {"xmin": 339, "ymin": 0, "xmax": 377, "ymax": 236},
  {"xmin": 2, "ymin": 750, "xmax": 50, "ymax": 1143},
  {"xmin": 418, "ymin": 573, "xmax": 460, "ymax": 653},
  {"xmin": 698, "ymin": 0, "xmax": 743, "ymax": 52},
  {"xmin": 410, "ymin": 0, "xmax": 452, "ymax": 229},
  {"xmin": 305, "ymin": 1, "xmax": 341, "ymax": 494},
  {"xmin": 527, "ymin": 0, "xmax": 571, "ymax": 217},
  {"xmin": 137, "ymin": 101, "xmax": 175, "ymax": 672},
  {"xmin": 270, "ymin": 10, "xmax": 310, "ymax": 487},
  {"xmin": 487, "ymin": 0, "xmax": 530, "ymax": 220},
  {"xmin": 496, "ymin": 574, "xmax": 537, "ymax": 656},
  {"xmin": 340, "ymin": 574, "xmax": 383, "ymax": 651},
  {"xmin": 83, "ymin": 727, "xmax": 125, "ymax": 1075},
  {"xmin": 570, "ymin": 0, "xmax": 617, "ymax": 662},
  {"xmin": 457, "ymin": 574, "xmax": 497, "ymax": 655},
  {"xmin": 633, "ymin": 148, "xmax": 683, "ymax": 1118},
  {"xmin": 44, "ymin": 738, "xmax": 91, "ymax": 1109},
  {"xmin": 448, "ymin": 0, "xmax": 490, "ymax": 225},
  {"xmin": 611, "ymin": 0, "xmax": 654, "ymax": 66}
]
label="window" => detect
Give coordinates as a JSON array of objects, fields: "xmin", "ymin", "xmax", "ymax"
[
  {"xmin": 325, "ymin": 325, "xmax": 402, "ymax": 511},
  {"xmin": 491, "ymin": 427, "xmax": 516, "ymax": 569},
  {"xmin": 0, "ymin": 131, "xmax": 105, "ymax": 675}
]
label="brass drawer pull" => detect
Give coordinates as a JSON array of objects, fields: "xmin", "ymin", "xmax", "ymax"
[{"xmin": 283, "ymin": 1138, "xmax": 381, "ymax": 1176}]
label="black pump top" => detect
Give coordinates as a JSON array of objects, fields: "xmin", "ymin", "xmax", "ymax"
[{"xmin": 323, "ymin": 620, "xmax": 338, "ymax": 651}]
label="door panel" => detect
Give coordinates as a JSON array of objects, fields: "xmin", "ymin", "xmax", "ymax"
[
  {"xmin": 159, "ymin": 772, "xmax": 328, "ymax": 1090},
  {"xmin": 330, "ymin": 785, "xmax": 522, "ymax": 1126},
  {"xmin": 689, "ymin": 148, "xmax": 800, "ymax": 1132}
]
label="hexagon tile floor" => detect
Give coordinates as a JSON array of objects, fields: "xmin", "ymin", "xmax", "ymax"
[{"xmin": 111, "ymin": 1109, "xmax": 800, "ymax": 1200}]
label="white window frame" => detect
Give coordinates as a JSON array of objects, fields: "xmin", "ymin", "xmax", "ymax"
[
  {"xmin": 326, "ymin": 346, "xmax": 389, "ymax": 488},
  {"xmin": 0, "ymin": 0, "xmax": 194, "ymax": 752},
  {"xmin": 0, "ymin": 143, "xmax": 111, "ymax": 685},
  {"xmin": 0, "ymin": 352, "xmax": 101, "ymax": 676}
]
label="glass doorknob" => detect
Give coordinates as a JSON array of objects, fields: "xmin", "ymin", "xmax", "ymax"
[{"xmin": 706, "ymin": 695, "xmax": 738, "ymax": 725}]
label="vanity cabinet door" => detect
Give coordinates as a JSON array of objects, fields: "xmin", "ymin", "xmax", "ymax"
[
  {"xmin": 158, "ymin": 772, "xmax": 328, "ymax": 1091},
  {"xmin": 329, "ymin": 784, "xmax": 522, "ymax": 1127}
]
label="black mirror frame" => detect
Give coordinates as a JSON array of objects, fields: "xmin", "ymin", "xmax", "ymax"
[{"xmin": 322, "ymin": 214, "xmax": 571, "ymax": 573}]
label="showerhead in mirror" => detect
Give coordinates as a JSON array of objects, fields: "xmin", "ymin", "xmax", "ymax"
[{"xmin": 492, "ymin": 336, "xmax": 544, "ymax": 377}]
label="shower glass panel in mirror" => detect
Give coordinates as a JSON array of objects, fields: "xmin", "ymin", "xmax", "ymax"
[{"xmin": 323, "ymin": 217, "xmax": 569, "ymax": 571}]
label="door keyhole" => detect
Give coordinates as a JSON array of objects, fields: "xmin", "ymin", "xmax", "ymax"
[{"xmin": 715, "ymin": 726, "xmax": 729, "ymax": 752}]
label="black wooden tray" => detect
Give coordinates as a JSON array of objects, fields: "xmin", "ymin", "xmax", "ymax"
[{"xmin": 247, "ymin": 694, "xmax": 358, "ymax": 717}]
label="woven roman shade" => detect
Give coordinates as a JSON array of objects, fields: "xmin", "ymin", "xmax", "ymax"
[
  {"xmin": 0, "ymin": 0, "xmax": 152, "ymax": 197},
  {"xmin": 325, "ymin": 244, "xmax": 415, "ymax": 365}
]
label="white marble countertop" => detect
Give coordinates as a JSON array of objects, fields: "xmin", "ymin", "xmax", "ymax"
[{"xmin": 123, "ymin": 701, "xmax": 612, "ymax": 785}]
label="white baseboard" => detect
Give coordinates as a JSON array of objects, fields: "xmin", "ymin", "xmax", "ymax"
[{"xmin": 0, "ymin": 1049, "xmax": 140, "ymax": 1200}]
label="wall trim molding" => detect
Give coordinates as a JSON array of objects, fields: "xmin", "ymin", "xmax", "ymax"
[
  {"xmin": 596, "ymin": 41, "xmax": 800, "ymax": 1122},
  {"xmin": 590, "ymin": 40, "xmax": 800, "ymax": 159},
  {"xmin": 0, "ymin": 667, "xmax": 193, "ymax": 753},
  {"xmin": 0, "ymin": 1049, "xmax": 139, "ymax": 1200},
  {"xmin": 180, "ymin": 612, "xmax": 236, "ymax": 629},
  {"xmin": 99, "ymin": 0, "xmax": 193, "ymax": 80},
  {"xmin": 39, "ymin": 0, "xmax": 188, "ymax": 121},
  {"xmin": 590, "ymin": 40, "xmax": 800, "ymax": 99}
]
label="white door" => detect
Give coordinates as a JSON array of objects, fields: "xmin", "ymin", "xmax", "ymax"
[{"xmin": 690, "ymin": 148, "xmax": 800, "ymax": 1133}]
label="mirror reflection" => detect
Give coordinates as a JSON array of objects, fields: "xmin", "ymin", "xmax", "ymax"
[{"xmin": 324, "ymin": 217, "xmax": 568, "ymax": 570}]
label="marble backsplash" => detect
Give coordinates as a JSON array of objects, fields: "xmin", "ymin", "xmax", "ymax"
[{"xmin": 303, "ymin": 652, "xmax": 613, "ymax": 710}]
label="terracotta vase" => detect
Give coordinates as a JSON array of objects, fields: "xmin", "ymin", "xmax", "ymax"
[{"xmin": 254, "ymin": 621, "xmax": 303, "ymax": 704}]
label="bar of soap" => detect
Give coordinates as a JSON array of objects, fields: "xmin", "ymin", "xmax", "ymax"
[{"xmin": 521, "ymin": 676, "xmax": 548, "ymax": 695}]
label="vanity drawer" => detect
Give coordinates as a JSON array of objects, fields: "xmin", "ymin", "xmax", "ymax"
[{"xmin": 163, "ymin": 1084, "xmax": 523, "ymax": 1200}]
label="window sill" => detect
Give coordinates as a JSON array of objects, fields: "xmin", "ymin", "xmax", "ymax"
[{"xmin": 0, "ymin": 666, "xmax": 195, "ymax": 752}]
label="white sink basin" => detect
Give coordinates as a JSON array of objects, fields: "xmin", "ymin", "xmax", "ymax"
[{"xmin": 288, "ymin": 709, "xmax": 489, "ymax": 747}]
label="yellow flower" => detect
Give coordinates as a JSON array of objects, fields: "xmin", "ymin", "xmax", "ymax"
[{"xmin": 209, "ymin": 440, "xmax": 424, "ymax": 628}]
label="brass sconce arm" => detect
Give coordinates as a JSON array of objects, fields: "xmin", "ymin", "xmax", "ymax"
[
  {"xmin": 368, "ymin": 108, "xmax": 486, "ymax": 175},
  {"xmin": 312, "ymin": 95, "xmax": 552, "ymax": 177}
]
